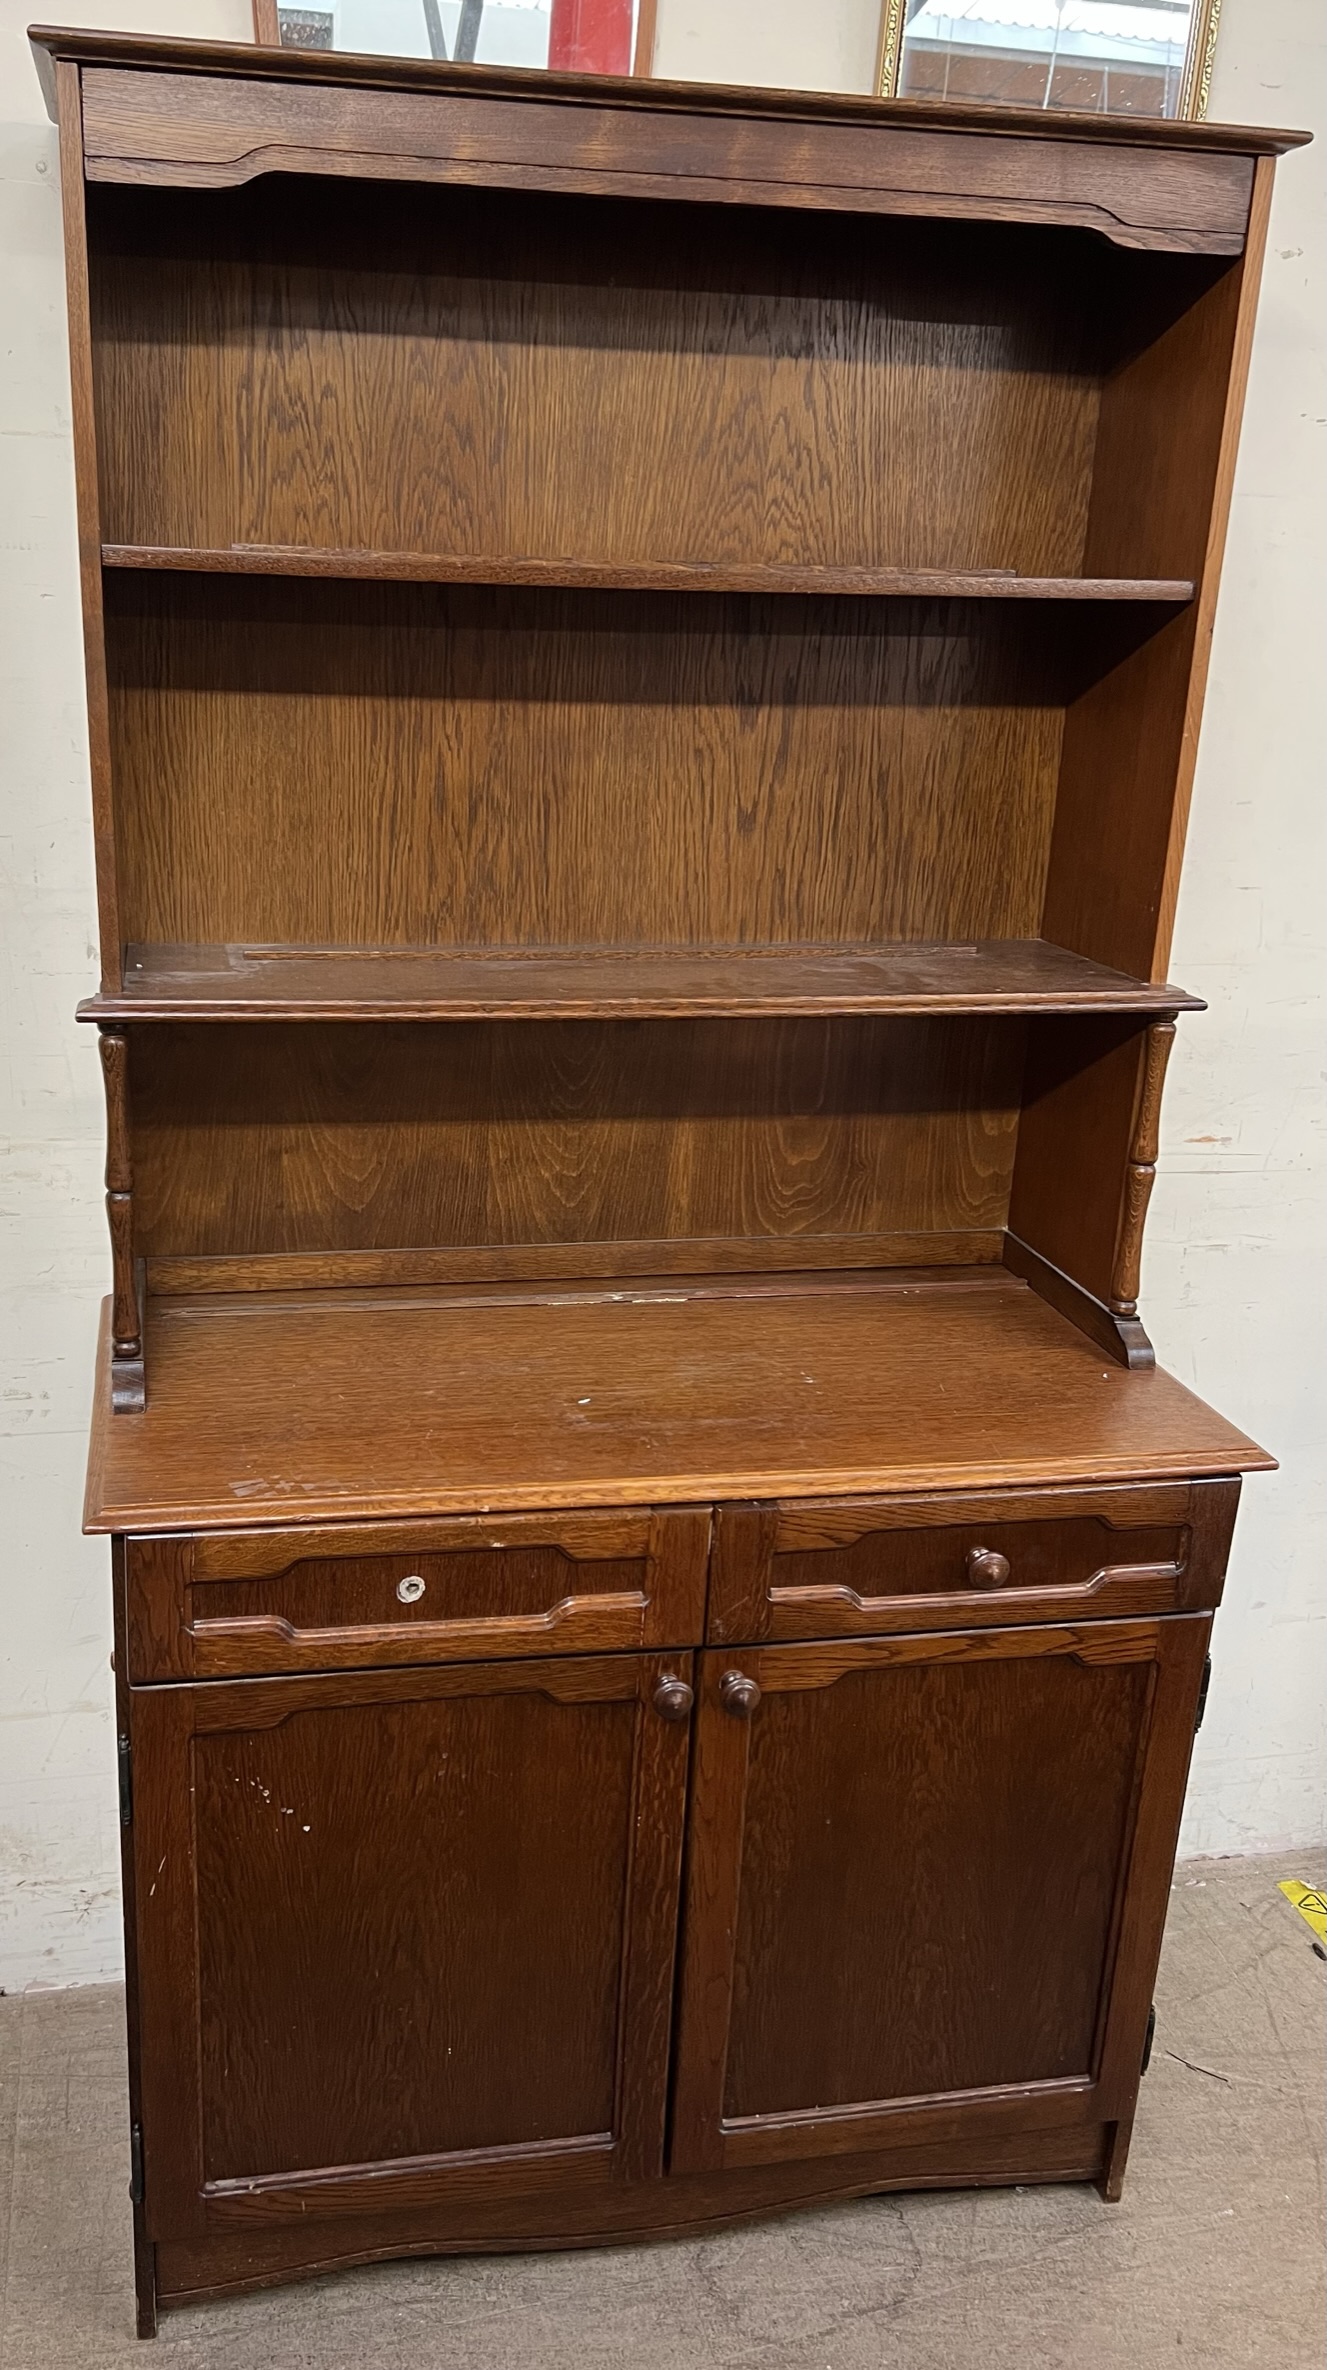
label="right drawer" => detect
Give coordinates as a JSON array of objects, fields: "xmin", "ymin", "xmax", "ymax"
[{"xmin": 707, "ymin": 1478, "xmax": 1240, "ymax": 1644}]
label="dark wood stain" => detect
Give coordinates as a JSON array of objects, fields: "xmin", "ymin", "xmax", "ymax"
[
  {"xmin": 34, "ymin": 26, "xmax": 1293, "ymax": 2323},
  {"xmin": 103, "ymin": 576, "xmax": 1083, "ymax": 957},
  {"xmin": 124, "ymin": 1016, "xmax": 1024, "ymax": 1261}
]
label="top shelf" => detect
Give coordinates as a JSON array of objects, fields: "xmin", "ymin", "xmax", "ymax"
[
  {"xmin": 101, "ymin": 546, "xmax": 1196, "ymax": 604},
  {"xmin": 80, "ymin": 940, "xmax": 1202, "ymax": 1023}
]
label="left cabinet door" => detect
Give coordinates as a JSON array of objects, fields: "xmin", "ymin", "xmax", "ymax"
[{"xmin": 127, "ymin": 1651, "xmax": 693, "ymax": 2240}]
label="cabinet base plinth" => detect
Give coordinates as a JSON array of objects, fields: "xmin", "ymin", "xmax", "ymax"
[{"xmin": 151, "ymin": 2123, "xmax": 1110, "ymax": 2316}]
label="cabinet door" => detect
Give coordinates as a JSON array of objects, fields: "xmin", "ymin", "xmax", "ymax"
[
  {"xmin": 129, "ymin": 1652, "xmax": 693, "ymax": 2239},
  {"xmin": 671, "ymin": 1617, "xmax": 1208, "ymax": 2174}
]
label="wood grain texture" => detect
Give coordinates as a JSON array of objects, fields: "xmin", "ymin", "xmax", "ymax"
[
  {"xmin": 75, "ymin": 65, "xmax": 1254, "ymax": 253},
  {"xmin": 1110, "ymin": 1019, "xmax": 1176, "ymax": 1315},
  {"xmin": 121, "ymin": 1017, "xmax": 1025, "ymax": 1262},
  {"xmin": 129, "ymin": 1652, "xmax": 692, "ymax": 2234},
  {"xmin": 90, "ymin": 186, "xmax": 1103, "ymax": 574},
  {"xmin": 82, "ymin": 942, "xmax": 1202, "ymax": 1023},
  {"xmin": 670, "ymin": 1618, "xmax": 1195, "ymax": 2172},
  {"xmin": 143, "ymin": 1239, "xmax": 1006, "ymax": 1296},
  {"xmin": 101, "ymin": 546, "xmax": 1196, "ymax": 602},
  {"xmin": 1043, "ymin": 196, "xmax": 1276, "ymax": 982},
  {"xmin": 708, "ymin": 1475, "xmax": 1239, "ymax": 1644},
  {"xmin": 109, "ymin": 1541, "xmax": 159, "ymax": 2336},
  {"xmin": 1092, "ymin": 1616, "xmax": 1212, "ymax": 2116},
  {"xmin": 31, "ymin": 26, "xmax": 1310, "ymax": 155},
  {"xmin": 1002, "ymin": 1229, "xmax": 1155, "ymax": 1372},
  {"xmin": 125, "ymin": 1505, "xmax": 710, "ymax": 1681},
  {"xmin": 43, "ymin": 30, "xmax": 1293, "ymax": 2308},
  {"xmin": 97, "ymin": 1028, "xmax": 139, "ymax": 1354},
  {"xmin": 1009, "ymin": 1015, "xmax": 1159, "ymax": 1312},
  {"xmin": 150, "ymin": 2119, "xmax": 1109, "ymax": 2305},
  {"xmin": 83, "ymin": 1279, "xmax": 1271, "ymax": 1535},
  {"xmin": 53, "ymin": 59, "xmax": 121, "ymax": 985},
  {"xmin": 102, "ymin": 575, "xmax": 1088, "ymax": 957}
]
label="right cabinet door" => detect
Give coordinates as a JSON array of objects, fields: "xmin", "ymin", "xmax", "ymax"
[{"xmin": 670, "ymin": 1615, "xmax": 1208, "ymax": 2174}]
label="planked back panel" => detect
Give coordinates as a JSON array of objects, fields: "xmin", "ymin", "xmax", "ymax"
[
  {"xmin": 125, "ymin": 1015, "xmax": 1025, "ymax": 1260},
  {"xmin": 89, "ymin": 183, "xmax": 1105, "ymax": 575},
  {"xmin": 101, "ymin": 576, "xmax": 1142, "ymax": 955}
]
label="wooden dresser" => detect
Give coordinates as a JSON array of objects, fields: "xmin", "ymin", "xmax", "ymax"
[{"xmin": 31, "ymin": 25, "xmax": 1306, "ymax": 2334}]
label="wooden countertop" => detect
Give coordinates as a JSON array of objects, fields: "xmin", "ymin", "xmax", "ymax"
[{"xmin": 85, "ymin": 1269, "xmax": 1271, "ymax": 1533}]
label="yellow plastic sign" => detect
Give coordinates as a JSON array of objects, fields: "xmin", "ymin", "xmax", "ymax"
[{"xmin": 1278, "ymin": 1880, "xmax": 1327, "ymax": 1943}]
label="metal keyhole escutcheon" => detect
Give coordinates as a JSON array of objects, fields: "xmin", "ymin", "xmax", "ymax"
[{"xmin": 396, "ymin": 1574, "xmax": 427, "ymax": 1604}]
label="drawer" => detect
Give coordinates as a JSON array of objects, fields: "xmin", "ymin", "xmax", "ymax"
[
  {"xmin": 707, "ymin": 1479, "xmax": 1239, "ymax": 1644},
  {"xmin": 124, "ymin": 1507, "xmax": 710, "ymax": 1681}
]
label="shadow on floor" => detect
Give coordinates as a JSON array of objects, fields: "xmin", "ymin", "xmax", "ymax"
[{"xmin": 2, "ymin": 1850, "xmax": 1322, "ymax": 2369}]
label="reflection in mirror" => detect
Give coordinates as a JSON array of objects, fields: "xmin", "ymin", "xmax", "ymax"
[
  {"xmin": 256, "ymin": 0, "xmax": 651, "ymax": 75},
  {"xmin": 882, "ymin": 0, "xmax": 1221, "ymax": 119}
]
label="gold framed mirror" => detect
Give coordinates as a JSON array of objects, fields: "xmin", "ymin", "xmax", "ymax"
[{"xmin": 878, "ymin": 0, "xmax": 1222, "ymax": 119}]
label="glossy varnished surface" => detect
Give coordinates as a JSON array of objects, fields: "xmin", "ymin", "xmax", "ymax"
[
  {"xmin": 102, "ymin": 546, "xmax": 1197, "ymax": 602},
  {"xmin": 35, "ymin": 29, "xmax": 1301, "ymax": 2315},
  {"xmin": 99, "ymin": 577, "xmax": 1096, "ymax": 959},
  {"xmin": 66, "ymin": 61, "xmax": 1255, "ymax": 254},
  {"xmin": 129, "ymin": 1652, "xmax": 693, "ymax": 2231},
  {"xmin": 119, "ymin": 1016, "xmax": 1025, "ymax": 1264},
  {"xmin": 670, "ymin": 1616, "xmax": 1211, "ymax": 2173},
  {"xmin": 83, "ymin": 940, "xmax": 1201, "ymax": 1022},
  {"xmin": 85, "ymin": 1277, "xmax": 1269, "ymax": 1532},
  {"xmin": 722, "ymin": 1641, "xmax": 1149, "ymax": 2107},
  {"xmin": 89, "ymin": 190, "xmax": 1107, "ymax": 576},
  {"xmin": 28, "ymin": 29, "xmax": 1309, "ymax": 152}
]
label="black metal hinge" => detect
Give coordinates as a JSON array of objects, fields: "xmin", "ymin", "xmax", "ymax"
[
  {"xmin": 129, "ymin": 2122, "xmax": 144, "ymax": 2207},
  {"xmin": 1141, "ymin": 2001, "xmax": 1157, "ymax": 2076},
  {"xmin": 1194, "ymin": 1654, "xmax": 1213, "ymax": 1734},
  {"xmin": 117, "ymin": 1733, "xmax": 133, "ymax": 1827}
]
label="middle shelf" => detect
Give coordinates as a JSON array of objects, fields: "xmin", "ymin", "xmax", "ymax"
[
  {"xmin": 80, "ymin": 939, "xmax": 1201, "ymax": 1023},
  {"xmin": 100, "ymin": 546, "xmax": 1198, "ymax": 603}
]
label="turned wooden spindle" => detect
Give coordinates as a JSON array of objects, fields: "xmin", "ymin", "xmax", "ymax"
[
  {"xmin": 1111, "ymin": 1020, "xmax": 1177, "ymax": 1319},
  {"xmin": 98, "ymin": 1027, "xmax": 139, "ymax": 1360}
]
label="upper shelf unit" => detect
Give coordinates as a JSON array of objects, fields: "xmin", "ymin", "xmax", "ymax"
[
  {"xmin": 79, "ymin": 939, "xmax": 1202, "ymax": 1024},
  {"xmin": 86, "ymin": 178, "xmax": 1236, "ymax": 592},
  {"xmin": 100, "ymin": 547, "xmax": 1196, "ymax": 605},
  {"xmin": 78, "ymin": 116, "xmax": 1290, "ymax": 1006}
]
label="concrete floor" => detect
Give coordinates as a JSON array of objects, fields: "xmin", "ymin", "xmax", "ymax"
[{"xmin": 0, "ymin": 1852, "xmax": 1321, "ymax": 2370}]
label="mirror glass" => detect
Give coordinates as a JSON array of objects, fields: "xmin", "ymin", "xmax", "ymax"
[
  {"xmin": 274, "ymin": 0, "xmax": 644, "ymax": 74},
  {"xmin": 894, "ymin": 1, "xmax": 1213, "ymax": 118}
]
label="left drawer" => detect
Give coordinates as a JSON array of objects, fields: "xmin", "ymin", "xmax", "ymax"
[{"xmin": 122, "ymin": 1507, "xmax": 711, "ymax": 1681}]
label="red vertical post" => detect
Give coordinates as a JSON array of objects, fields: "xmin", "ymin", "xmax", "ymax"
[{"xmin": 548, "ymin": 0, "xmax": 633, "ymax": 75}]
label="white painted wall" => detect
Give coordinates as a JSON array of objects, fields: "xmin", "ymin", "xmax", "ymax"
[
  {"xmin": 0, "ymin": 1, "xmax": 255, "ymax": 1989},
  {"xmin": 1150, "ymin": 4, "xmax": 1325, "ymax": 1855},
  {"xmin": 0, "ymin": 0, "xmax": 1320, "ymax": 1987}
]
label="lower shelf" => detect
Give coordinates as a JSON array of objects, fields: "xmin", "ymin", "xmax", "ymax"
[{"xmin": 85, "ymin": 1267, "xmax": 1270, "ymax": 1533}]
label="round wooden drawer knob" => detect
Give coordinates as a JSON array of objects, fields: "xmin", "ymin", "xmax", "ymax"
[
  {"xmin": 652, "ymin": 1676, "xmax": 694, "ymax": 1722},
  {"xmin": 719, "ymin": 1670, "xmax": 761, "ymax": 1718},
  {"xmin": 965, "ymin": 1546, "xmax": 1011, "ymax": 1589}
]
